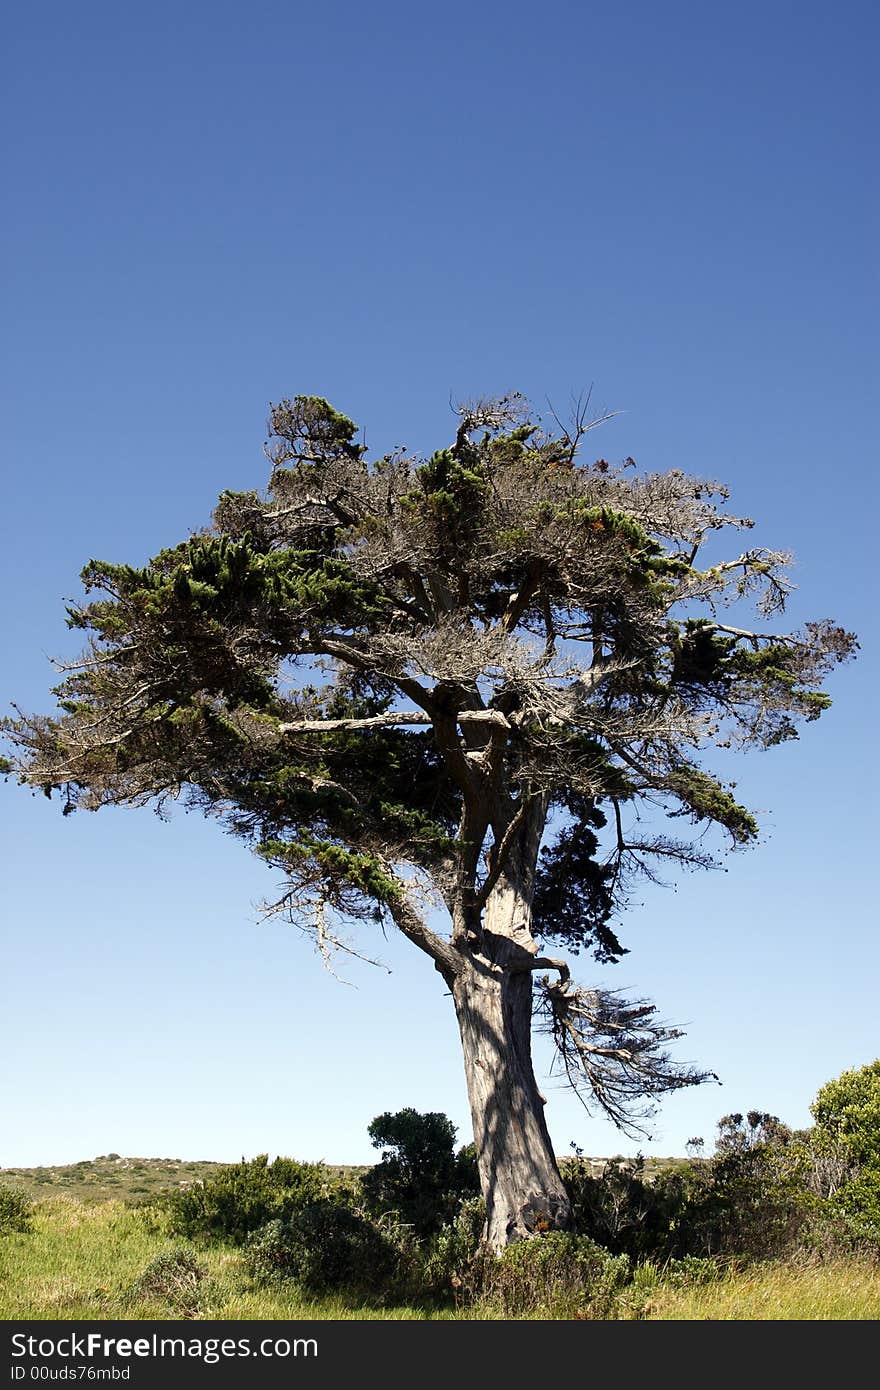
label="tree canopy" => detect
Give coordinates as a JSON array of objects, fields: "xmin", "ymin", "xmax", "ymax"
[{"xmin": 2, "ymin": 391, "xmax": 857, "ymax": 1246}]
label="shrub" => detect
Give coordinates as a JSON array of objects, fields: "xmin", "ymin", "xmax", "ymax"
[
  {"xmin": 561, "ymin": 1155, "xmax": 675, "ymax": 1259},
  {"xmin": 564, "ymin": 1121, "xmax": 811, "ymax": 1265},
  {"xmin": 688, "ymin": 1139, "xmax": 808, "ymax": 1259},
  {"xmin": 0, "ymin": 1185, "xmax": 33, "ymax": 1234},
  {"xmin": 420, "ymin": 1195, "xmax": 487, "ymax": 1300},
  {"xmin": 811, "ymin": 1061, "xmax": 880, "ymax": 1167},
  {"xmin": 126, "ymin": 1248, "xmax": 210, "ymax": 1316},
  {"xmin": 166, "ymin": 1154, "xmax": 332, "ymax": 1244},
  {"xmin": 360, "ymin": 1109, "xmax": 479, "ymax": 1236},
  {"xmin": 244, "ymin": 1201, "xmax": 400, "ymax": 1295},
  {"xmin": 810, "ymin": 1060, "xmax": 880, "ymax": 1246},
  {"xmin": 485, "ymin": 1232, "xmax": 630, "ymax": 1318},
  {"xmin": 659, "ymin": 1254, "xmax": 726, "ymax": 1288}
]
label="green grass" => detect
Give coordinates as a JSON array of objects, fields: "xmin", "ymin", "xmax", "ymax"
[
  {"xmin": 0, "ymin": 1197, "xmax": 453, "ymax": 1321},
  {"xmin": 2, "ymin": 1196, "xmax": 878, "ymax": 1320},
  {"xmin": 0, "ymin": 1157, "xmax": 225, "ymax": 1206},
  {"xmin": 641, "ymin": 1259, "xmax": 880, "ymax": 1320},
  {"xmin": 0, "ymin": 1156, "xmax": 370, "ymax": 1208}
]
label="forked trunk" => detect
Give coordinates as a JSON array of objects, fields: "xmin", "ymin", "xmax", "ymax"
[
  {"xmin": 452, "ymin": 805, "xmax": 571, "ymax": 1250},
  {"xmin": 453, "ymin": 956, "xmax": 571, "ymax": 1250}
]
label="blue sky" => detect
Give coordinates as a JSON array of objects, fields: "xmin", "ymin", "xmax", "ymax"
[{"xmin": 2, "ymin": 0, "xmax": 877, "ymax": 1168}]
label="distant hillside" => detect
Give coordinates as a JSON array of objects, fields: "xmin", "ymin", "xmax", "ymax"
[
  {"xmin": 0, "ymin": 1156, "xmax": 225, "ymax": 1204},
  {"xmin": 1, "ymin": 1152, "xmax": 680, "ymax": 1205}
]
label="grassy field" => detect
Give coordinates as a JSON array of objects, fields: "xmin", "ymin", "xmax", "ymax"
[
  {"xmin": 0, "ymin": 1198, "xmax": 450, "ymax": 1321},
  {"xmin": 2, "ymin": 1193, "xmax": 879, "ymax": 1321},
  {"xmin": 0, "ymin": 1156, "xmax": 371, "ymax": 1207},
  {"xmin": 644, "ymin": 1260, "xmax": 880, "ymax": 1320},
  {"xmin": 0, "ymin": 1156, "xmax": 224, "ymax": 1206}
]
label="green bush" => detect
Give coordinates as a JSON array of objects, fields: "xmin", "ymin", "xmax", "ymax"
[
  {"xmin": 659, "ymin": 1254, "xmax": 726, "ymax": 1288},
  {"xmin": 812, "ymin": 1061, "xmax": 880, "ymax": 1166},
  {"xmin": 563, "ymin": 1119, "xmax": 810, "ymax": 1264},
  {"xmin": 126, "ymin": 1248, "xmax": 210, "ymax": 1316},
  {"xmin": 810, "ymin": 1060, "xmax": 880, "ymax": 1246},
  {"xmin": 166, "ymin": 1154, "xmax": 333, "ymax": 1244},
  {"xmin": 647, "ymin": 1129, "xmax": 809, "ymax": 1262},
  {"xmin": 0, "ymin": 1185, "xmax": 33, "ymax": 1234},
  {"xmin": 561, "ymin": 1155, "xmax": 676, "ymax": 1259},
  {"xmin": 244, "ymin": 1201, "xmax": 400, "ymax": 1295},
  {"xmin": 420, "ymin": 1196, "xmax": 487, "ymax": 1299},
  {"xmin": 485, "ymin": 1232, "xmax": 630, "ymax": 1318},
  {"xmin": 360, "ymin": 1109, "xmax": 479, "ymax": 1236}
]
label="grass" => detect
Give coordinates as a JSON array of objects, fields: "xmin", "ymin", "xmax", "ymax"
[
  {"xmin": 0, "ymin": 1197, "xmax": 449, "ymax": 1321},
  {"xmin": 0, "ymin": 1157, "xmax": 225, "ymax": 1206},
  {"xmin": 0, "ymin": 1156, "xmax": 370, "ymax": 1207},
  {"xmin": 642, "ymin": 1259, "xmax": 880, "ymax": 1320},
  {"xmin": 2, "ymin": 1195, "xmax": 878, "ymax": 1320}
]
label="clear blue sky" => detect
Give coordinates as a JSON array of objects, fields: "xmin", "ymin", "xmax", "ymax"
[{"xmin": 2, "ymin": 1, "xmax": 877, "ymax": 1169}]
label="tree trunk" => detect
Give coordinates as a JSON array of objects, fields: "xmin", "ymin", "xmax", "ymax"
[
  {"xmin": 453, "ymin": 955, "xmax": 572, "ymax": 1250},
  {"xmin": 452, "ymin": 800, "xmax": 572, "ymax": 1250}
]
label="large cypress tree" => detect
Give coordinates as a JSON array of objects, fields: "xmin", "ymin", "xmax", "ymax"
[{"xmin": 2, "ymin": 393, "xmax": 856, "ymax": 1248}]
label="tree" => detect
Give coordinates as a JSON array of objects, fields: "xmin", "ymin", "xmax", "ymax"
[
  {"xmin": 1, "ymin": 392, "xmax": 856, "ymax": 1249},
  {"xmin": 811, "ymin": 1061, "xmax": 880, "ymax": 1168},
  {"xmin": 810, "ymin": 1060, "xmax": 880, "ymax": 1239},
  {"xmin": 361, "ymin": 1107, "xmax": 479, "ymax": 1235}
]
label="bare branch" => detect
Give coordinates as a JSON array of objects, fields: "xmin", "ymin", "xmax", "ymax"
[
  {"xmin": 277, "ymin": 709, "xmax": 511, "ymax": 736},
  {"xmin": 535, "ymin": 979, "xmax": 717, "ymax": 1138},
  {"xmin": 386, "ymin": 890, "xmax": 463, "ymax": 979},
  {"xmin": 278, "ymin": 712, "xmax": 432, "ymax": 735}
]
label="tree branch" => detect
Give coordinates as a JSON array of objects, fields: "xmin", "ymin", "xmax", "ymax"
[
  {"xmin": 474, "ymin": 796, "xmax": 536, "ymax": 912},
  {"xmin": 386, "ymin": 893, "xmax": 463, "ymax": 978},
  {"xmin": 278, "ymin": 709, "xmax": 511, "ymax": 736},
  {"xmin": 279, "ymin": 712, "xmax": 432, "ymax": 734}
]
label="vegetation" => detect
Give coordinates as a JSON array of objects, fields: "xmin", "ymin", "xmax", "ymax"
[
  {"xmin": 2, "ymin": 1194, "xmax": 878, "ymax": 1322},
  {"xmin": 2, "ymin": 392, "xmax": 857, "ymax": 1248},
  {"xmin": 810, "ymin": 1060, "xmax": 880, "ymax": 1243},
  {"xmin": 3, "ymin": 1071, "xmax": 878, "ymax": 1320},
  {"xmin": 0, "ymin": 1184, "xmax": 33, "ymax": 1234},
  {"xmin": 123, "ymin": 1247, "xmax": 213, "ymax": 1319},
  {"xmin": 243, "ymin": 1205, "xmax": 402, "ymax": 1296},
  {"xmin": 165, "ymin": 1154, "xmax": 333, "ymax": 1244},
  {"xmin": 360, "ymin": 1108, "xmax": 479, "ymax": 1235},
  {"xmin": 0, "ymin": 1155, "xmax": 224, "ymax": 1205}
]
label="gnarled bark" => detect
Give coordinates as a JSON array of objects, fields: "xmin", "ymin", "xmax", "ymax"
[
  {"xmin": 453, "ymin": 796, "xmax": 571, "ymax": 1250},
  {"xmin": 453, "ymin": 954, "xmax": 571, "ymax": 1250}
]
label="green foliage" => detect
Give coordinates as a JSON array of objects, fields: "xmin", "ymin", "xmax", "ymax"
[
  {"xmin": 166, "ymin": 1154, "xmax": 333, "ymax": 1244},
  {"xmin": 532, "ymin": 806, "xmax": 622, "ymax": 961},
  {"xmin": 563, "ymin": 1114, "xmax": 809, "ymax": 1263},
  {"xmin": 674, "ymin": 1129, "xmax": 808, "ymax": 1259},
  {"xmin": 360, "ymin": 1108, "xmax": 480, "ymax": 1236},
  {"xmin": 125, "ymin": 1247, "xmax": 210, "ymax": 1317},
  {"xmin": 811, "ymin": 1060, "xmax": 880, "ymax": 1168},
  {"xmin": 811, "ymin": 1060, "xmax": 880, "ymax": 1244},
  {"xmin": 267, "ymin": 395, "xmax": 363, "ymax": 468},
  {"xmin": 561, "ymin": 1155, "xmax": 675, "ymax": 1259},
  {"xmin": 5, "ymin": 391, "xmax": 853, "ymax": 941},
  {"xmin": 244, "ymin": 1203, "xmax": 400, "ymax": 1295},
  {"xmin": 667, "ymin": 768, "xmax": 759, "ymax": 843},
  {"xmin": 415, "ymin": 448, "xmax": 489, "ymax": 518},
  {"xmin": 658, "ymin": 1254, "xmax": 725, "ymax": 1288},
  {"xmin": 258, "ymin": 838, "xmax": 403, "ymax": 906},
  {"xmin": 0, "ymin": 1185, "xmax": 33, "ymax": 1234},
  {"xmin": 486, "ymin": 1231, "xmax": 630, "ymax": 1319},
  {"xmin": 562, "ymin": 1079, "xmax": 880, "ymax": 1268},
  {"xmin": 418, "ymin": 1196, "xmax": 486, "ymax": 1299}
]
